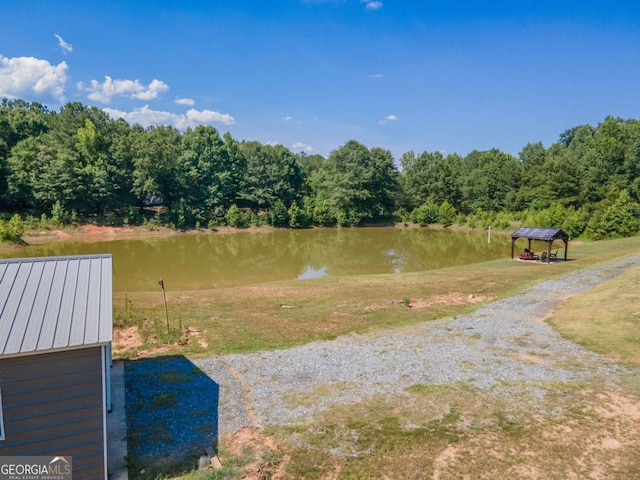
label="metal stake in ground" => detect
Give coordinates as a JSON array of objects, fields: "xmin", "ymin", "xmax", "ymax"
[{"xmin": 158, "ymin": 278, "xmax": 170, "ymax": 335}]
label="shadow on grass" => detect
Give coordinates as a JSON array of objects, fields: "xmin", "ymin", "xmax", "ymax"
[{"xmin": 124, "ymin": 355, "xmax": 219, "ymax": 478}]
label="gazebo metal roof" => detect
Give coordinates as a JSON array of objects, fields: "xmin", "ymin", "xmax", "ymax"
[
  {"xmin": 511, "ymin": 227, "xmax": 569, "ymax": 242},
  {"xmin": 511, "ymin": 227, "xmax": 569, "ymax": 262}
]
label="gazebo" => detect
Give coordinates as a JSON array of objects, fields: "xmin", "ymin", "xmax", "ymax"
[{"xmin": 511, "ymin": 227, "xmax": 569, "ymax": 263}]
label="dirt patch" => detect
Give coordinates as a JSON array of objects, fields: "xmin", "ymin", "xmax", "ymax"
[
  {"xmin": 219, "ymin": 428, "xmax": 285, "ymax": 479},
  {"xmin": 16, "ymin": 223, "xmax": 290, "ymax": 248},
  {"xmin": 113, "ymin": 326, "xmax": 143, "ymax": 354},
  {"xmin": 594, "ymin": 391, "xmax": 640, "ymax": 420},
  {"xmin": 410, "ymin": 293, "xmax": 489, "ymax": 309},
  {"xmin": 79, "ymin": 224, "xmax": 130, "ymax": 238},
  {"xmin": 367, "ymin": 293, "xmax": 491, "ymax": 311},
  {"xmin": 20, "ymin": 224, "xmax": 182, "ymax": 246},
  {"xmin": 432, "ymin": 444, "xmax": 459, "ymax": 480},
  {"xmin": 512, "ymin": 352, "xmax": 547, "ymax": 365},
  {"xmin": 247, "ymin": 285, "xmax": 323, "ymax": 298},
  {"xmin": 113, "ymin": 325, "xmax": 208, "ymax": 357}
]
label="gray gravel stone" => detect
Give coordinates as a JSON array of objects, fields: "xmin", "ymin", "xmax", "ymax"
[{"xmin": 195, "ymin": 255, "xmax": 640, "ymax": 434}]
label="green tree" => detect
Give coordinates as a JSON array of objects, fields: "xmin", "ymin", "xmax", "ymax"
[
  {"xmin": 315, "ymin": 140, "xmax": 398, "ymax": 223},
  {"xmin": 288, "ymin": 202, "xmax": 310, "ymax": 228},
  {"xmin": 438, "ymin": 201, "xmax": 457, "ymax": 227},
  {"xmin": 6, "ymin": 136, "xmax": 39, "ymax": 208},
  {"xmin": 0, "ymin": 100, "xmax": 50, "ymax": 205},
  {"xmin": 411, "ymin": 202, "xmax": 439, "ymax": 226},
  {"xmin": 400, "ymin": 150, "xmax": 460, "ymax": 210},
  {"xmin": 295, "ymin": 152, "xmax": 325, "ymax": 178},
  {"xmin": 26, "ymin": 135, "xmax": 87, "ymax": 212},
  {"xmin": 104, "ymin": 118, "xmax": 137, "ymax": 210},
  {"xmin": 236, "ymin": 142, "xmax": 305, "ymax": 212},
  {"xmin": 225, "ymin": 204, "xmax": 250, "ymax": 228},
  {"xmin": 176, "ymin": 125, "xmax": 237, "ymax": 219},
  {"xmin": 588, "ymin": 189, "xmax": 640, "ymax": 239},
  {"xmin": 516, "ymin": 142, "xmax": 548, "ymax": 210},
  {"xmin": 459, "ymin": 149, "xmax": 521, "ymax": 213},
  {"xmin": 131, "ymin": 125, "xmax": 181, "ymax": 209}
]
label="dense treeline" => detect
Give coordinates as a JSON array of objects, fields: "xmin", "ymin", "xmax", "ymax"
[{"xmin": 1, "ymin": 98, "xmax": 640, "ymax": 240}]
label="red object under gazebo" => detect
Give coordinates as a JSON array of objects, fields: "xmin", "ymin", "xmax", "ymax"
[{"xmin": 511, "ymin": 227, "xmax": 569, "ymax": 263}]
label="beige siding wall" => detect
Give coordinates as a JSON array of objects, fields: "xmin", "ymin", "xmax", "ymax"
[{"xmin": 0, "ymin": 347, "xmax": 105, "ymax": 479}]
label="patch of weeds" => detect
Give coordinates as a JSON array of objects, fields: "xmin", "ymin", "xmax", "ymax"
[
  {"xmin": 152, "ymin": 391, "xmax": 177, "ymax": 409},
  {"xmin": 194, "ymin": 422, "xmax": 215, "ymax": 435},
  {"xmin": 179, "ymin": 467, "xmax": 243, "ymax": 479},
  {"xmin": 284, "ymin": 382, "xmax": 354, "ymax": 408},
  {"xmin": 195, "ymin": 407, "xmax": 213, "ymax": 417},
  {"xmin": 460, "ymin": 360, "xmax": 476, "ymax": 369},
  {"xmin": 280, "ymin": 445, "xmax": 334, "ymax": 480},
  {"xmin": 428, "ymin": 415, "xmax": 462, "ymax": 443},
  {"xmin": 174, "ymin": 443, "xmax": 261, "ymax": 480},
  {"xmin": 235, "ymin": 445, "xmax": 258, "ymax": 468},
  {"xmin": 514, "ymin": 336, "xmax": 532, "ymax": 348},
  {"xmin": 127, "ymin": 454, "xmax": 206, "ymax": 480},
  {"xmin": 253, "ymin": 448, "xmax": 284, "ymax": 479},
  {"xmin": 126, "ymin": 430, "xmax": 143, "ymax": 452},
  {"xmin": 442, "ymin": 408, "xmax": 461, "ymax": 424},
  {"xmin": 406, "ymin": 383, "xmax": 440, "ymax": 394},
  {"xmin": 493, "ymin": 410, "xmax": 525, "ymax": 436},
  {"xmin": 529, "ymin": 350, "xmax": 551, "ymax": 357},
  {"xmin": 159, "ymin": 369, "xmax": 193, "ymax": 383}
]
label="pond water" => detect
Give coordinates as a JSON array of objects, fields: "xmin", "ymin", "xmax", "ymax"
[{"xmin": 0, "ymin": 227, "xmax": 511, "ymax": 292}]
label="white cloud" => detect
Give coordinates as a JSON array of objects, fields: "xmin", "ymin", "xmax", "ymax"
[
  {"xmin": 77, "ymin": 76, "xmax": 169, "ymax": 103},
  {"xmin": 264, "ymin": 140, "xmax": 279, "ymax": 146},
  {"xmin": 368, "ymin": 73, "xmax": 383, "ymax": 79},
  {"xmin": 103, "ymin": 105, "xmax": 235, "ymax": 129},
  {"xmin": 282, "ymin": 115, "xmax": 293, "ymax": 122},
  {"xmin": 185, "ymin": 108, "xmax": 235, "ymax": 125},
  {"xmin": 54, "ymin": 34, "xmax": 73, "ymax": 53},
  {"xmin": 361, "ymin": 0, "xmax": 383, "ymax": 10},
  {"xmin": 292, "ymin": 142, "xmax": 313, "ymax": 152},
  {"xmin": 0, "ymin": 55, "xmax": 68, "ymax": 101},
  {"xmin": 132, "ymin": 79, "xmax": 168, "ymax": 100},
  {"xmin": 378, "ymin": 114, "xmax": 398, "ymax": 126},
  {"xmin": 175, "ymin": 97, "xmax": 195, "ymax": 106}
]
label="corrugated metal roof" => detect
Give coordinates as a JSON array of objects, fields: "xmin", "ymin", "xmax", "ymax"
[
  {"xmin": 0, "ymin": 254, "xmax": 112, "ymax": 356},
  {"xmin": 511, "ymin": 227, "xmax": 569, "ymax": 241}
]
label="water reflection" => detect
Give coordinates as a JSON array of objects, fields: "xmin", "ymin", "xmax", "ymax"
[
  {"xmin": 0, "ymin": 227, "xmax": 511, "ymax": 291},
  {"xmin": 297, "ymin": 265, "xmax": 329, "ymax": 280}
]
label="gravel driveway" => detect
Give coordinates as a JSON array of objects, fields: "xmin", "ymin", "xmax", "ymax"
[{"xmin": 195, "ymin": 255, "xmax": 640, "ymax": 435}]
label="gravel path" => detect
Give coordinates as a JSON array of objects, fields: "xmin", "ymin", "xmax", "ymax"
[{"xmin": 194, "ymin": 255, "xmax": 640, "ymax": 435}]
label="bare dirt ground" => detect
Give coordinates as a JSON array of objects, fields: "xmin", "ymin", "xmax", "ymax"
[
  {"xmin": 20, "ymin": 223, "xmax": 308, "ymax": 247},
  {"xmin": 113, "ymin": 325, "xmax": 208, "ymax": 357}
]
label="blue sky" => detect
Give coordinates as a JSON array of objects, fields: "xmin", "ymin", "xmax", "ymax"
[{"xmin": 2, "ymin": 1, "xmax": 640, "ymax": 161}]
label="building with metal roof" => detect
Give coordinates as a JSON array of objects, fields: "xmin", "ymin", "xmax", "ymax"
[
  {"xmin": 510, "ymin": 227, "xmax": 569, "ymax": 262},
  {"xmin": 0, "ymin": 254, "xmax": 113, "ymax": 479}
]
